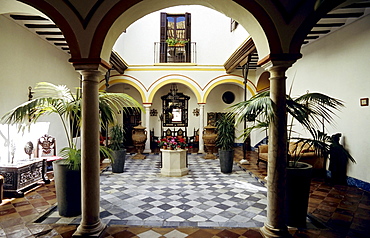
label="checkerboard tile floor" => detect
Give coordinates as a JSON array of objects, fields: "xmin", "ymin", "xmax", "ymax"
[
  {"xmin": 39, "ymin": 154, "xmax": 268, "ymax": 228},
  {"xmin": 2, "ymin": 149, "xmax": 369, "ymax": 237}
]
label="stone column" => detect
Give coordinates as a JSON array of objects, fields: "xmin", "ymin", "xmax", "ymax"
[
  {"xmin": 143, "ymin": 103, "xmax": 151, "ymax": 153},
  {"xmin": 198, "ymin": 103, "xmax": 205, "ymax": 153},
  {"xmin": 260, "ymin": 60, "xmax": 296, "ymax": 238},
  {"xmin": 72, "ymin": 64, "xmax": 107, "ymax": 237}
]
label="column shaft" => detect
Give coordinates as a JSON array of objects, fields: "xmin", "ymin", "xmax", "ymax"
[
  {"xmin": 198, "ymin": 104, "xmax": 205, "ymax": 153},
  {"xmin": 74, "ymin": 70, "xmax": 105, "ymax": 236},
  {"xmin": 143, "ymin": 104, "xmax": 151, "ymax": 153},
  {"xmin": 261, "ymin": 61, "xmax": 295, "ymax": 238}
]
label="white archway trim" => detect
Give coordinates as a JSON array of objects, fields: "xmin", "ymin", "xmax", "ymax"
[
  {"xmin": 101, "ymin": 0, "xmax": 269, "ymax": 62},
  {"xmin": 203, "ymin": 75, "xmax": 256, "ymax": 103},
  {"xmin": 148, "ymin": 76, "xmax": 202, "ymax": 104},
  {"xmin": 99, "ymin": 75, "xmax": 147, "ymax": 103},
  {"xmin": 0, "ymin": 0, "xmax": 47, "ymax": 16}
]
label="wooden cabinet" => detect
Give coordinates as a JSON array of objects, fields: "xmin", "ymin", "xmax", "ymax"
[{"xmin": 0, "ymin": 158, "xmax": 48, "ymax": 197}]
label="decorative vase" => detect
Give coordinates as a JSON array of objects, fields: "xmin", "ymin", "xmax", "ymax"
[
  {"xmin": 132, "ymin": 122, "xmax": 147, "ymax": 159},
  {"xmin": 203, "ymin": 124, "xmax": 217, "ymax": 159}
]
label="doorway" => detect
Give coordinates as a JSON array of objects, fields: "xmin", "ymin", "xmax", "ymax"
[{"xmin": 122, "ymin": 107, "xmax": 141, "ymax": 152}]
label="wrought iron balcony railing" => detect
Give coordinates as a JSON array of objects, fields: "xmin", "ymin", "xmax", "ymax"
[{"xmin": 154, "ymin": 42, "xmax": 196, "ymax": 64}]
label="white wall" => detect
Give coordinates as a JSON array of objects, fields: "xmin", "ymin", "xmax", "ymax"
[
  {"xmin": 204, "ymin": 83, "xmax": 245, "ymax": 143},
  {"xmin": 0, "ymin": 15, "xmax": 80, "ymax": 163},
  {"xmin": 114, "ymin": 5, "xmax": 250, "ymax": 65},
  {"xmin": 286, "ymin": 14, "xmax": 370, "ymax": 183}
]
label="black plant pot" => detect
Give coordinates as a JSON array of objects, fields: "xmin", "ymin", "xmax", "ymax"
[
  {"xmin": 111, "ymin": 149, "xmax": 126, "ymax": 173},
  {"xmin": 219, "ymin": 150, "xmax": 234, "ymax": 173},
  {"xmin": 286, "ymin": 162, "xmax": 313, "ymax": 227},
  {"xmin": 53, "ymin": 159, "xmax": 81, "ymax": 217}
]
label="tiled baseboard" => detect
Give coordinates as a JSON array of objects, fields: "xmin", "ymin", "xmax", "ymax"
[{"xmin": 327, "ymin": 170, "xmax": 370, "ymax": 192}]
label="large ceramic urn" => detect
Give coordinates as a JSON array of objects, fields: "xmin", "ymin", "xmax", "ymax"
[
  {"xmin": 203, "ymin": 123, "xmax": 217, "ymax": 159},
  {"xmin": 132, "ymin": 122, "xmax": 147, "ymax": 159}
]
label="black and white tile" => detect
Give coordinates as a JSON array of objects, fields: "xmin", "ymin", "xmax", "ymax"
[{"xmin": 40, "ymin": 154, "xmax": 268, "ymax": 228}]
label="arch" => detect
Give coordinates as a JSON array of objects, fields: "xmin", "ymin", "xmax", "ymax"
[
  {"xmin": 94, "ymin": 0, "xmax": 272, "ymax": 62},
  {"xmin": 99, "ymin": 76, "xmax": 147, "ymax": 103},
  {"xmin": 256, "ymin": 71, "xmax": 270, "ymax": 92},
  {"xmin": 203, "ymin": 78, "xmax": 256, "ymax": 104},
  {"xmin": 16, "ymin": 0, "xmax": 81, "ymax": 58},
  {"xmin": 148, "ymin": 78, "xmax": 201, "ymax": 104},
  {"xmin": 289, "ymin": 1, "xmax": 351, "ymax": 54}
]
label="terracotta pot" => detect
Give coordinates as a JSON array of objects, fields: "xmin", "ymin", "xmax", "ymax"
[
  {"xmin": 132, "ymin": 123, "xmax": 147, "ymax": 145},
  {"xmin": 203, "ymin": 124, "xmax": 217, "ymax": 145},
  {"xmin": 203, "ymin": 124, "xmax": 217, "ymax": 159}
]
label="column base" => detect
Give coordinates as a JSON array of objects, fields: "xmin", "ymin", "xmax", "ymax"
[
  {"xmin": 260, "ymin": 223, "xmax": 291, "ymax": 238},
  {"xmin": 73, "ymin": 220, "xmax": 106, "ymax": 237},
  {"xmin": 143, "ymin": 149, "xmax": 151, "ymax": 153},
  {"xmin": 204, "ymin": 153, "xmax": 216, "ymax": 159},
  {"xmin": 133, "ymin": 153, "xmax": 146, "ymax": 159},
  {"xmin": 161, "ymin": 167, "xmax": 189, "ymax": 177}
]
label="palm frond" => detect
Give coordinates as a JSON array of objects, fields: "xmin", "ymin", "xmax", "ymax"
[
  {"xmin": 237, "ymin": 120, "xmax": 269, "ymax": 140},
  {"xmin": 34, "ymin": 82, "xmax": 74, "ymax": 102},
  {"xmin": 293, "ymin": 92, "xmax": 344, "ymax": 126},
  {"xmin": 59, "ymin": 147, "xmax": 81, "ymax": 170},
  {"xmin": 229, "ymin": 91, "xmax": 273, "ymax": 125}
]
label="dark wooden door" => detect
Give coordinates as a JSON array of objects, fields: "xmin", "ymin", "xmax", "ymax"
[{"xmin": 122, "ymin": 107, "xmax": 141, "ymax": 149}]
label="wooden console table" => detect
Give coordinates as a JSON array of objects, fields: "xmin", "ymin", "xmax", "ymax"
[{"xmin": 0, "ymin": 158, "xmax": 49, "ymax": 197}]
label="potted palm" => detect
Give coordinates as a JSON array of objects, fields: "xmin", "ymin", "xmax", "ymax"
[
  {"xmin": 229, "ymin": 90, "xmax": 350, "ymax": 227},
  {"xmin": 215, "ymin": 113, "xmax": 235, "ymax": 173},
  {"xmin": 109, "ymin": 124, "xmax": 126, "ymax": 173},
  {"xmin": 1, "ymin": 82, "xmax": 142, "ymax": 216}
]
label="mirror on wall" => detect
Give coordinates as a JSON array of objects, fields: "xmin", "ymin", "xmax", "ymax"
[{"xmin": 161, "ymin": 84, "xmax": 189, "ymax": 127}]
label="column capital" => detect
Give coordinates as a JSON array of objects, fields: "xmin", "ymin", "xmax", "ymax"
[
  {"xmin": 70, "ymin": 57, "xmax": 111, "ymax": 74},
  {"xmin": 258, "ymin": 53, "xmax": 302, "ymax": 67},
  {"xmin": 143, "ymin": 103, "xmax": 152, "ymax": 108}
]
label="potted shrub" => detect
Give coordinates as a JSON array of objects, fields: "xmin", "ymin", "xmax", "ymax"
[
  {"xmin": 1, "ymin": 82, "xmax": 142, "ymax": 216},
  {"xmin": 215, "ymin": 113, "xmax": 235, "ymax": 173},
  {"xmin": 109, "ymin": 124, "xmax": 126, "ymax": 173},
  {"xmin": 229, "ymin": 90, "xmax": 349, "ymax": 227}
]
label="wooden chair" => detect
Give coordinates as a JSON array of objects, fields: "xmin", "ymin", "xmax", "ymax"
[
  {"xmin": 189, "ymin": 128, "xmax": 199, "ymax": 148},
  {"xmin": 150, "ymin": 129, "xmax": 159, "ymax": 151},
  {"xmin": 36, "ymin": 134, "xmax": 62, "ymax": 170}
]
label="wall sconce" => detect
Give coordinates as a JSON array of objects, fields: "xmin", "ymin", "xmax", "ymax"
[
  {"xmin": 150, "ymin": 109, "xmax": 158, "ymax": 116},
  {"xmin": 28, "ymin": 86, "xmax": 34, "ymax": 101},
  {"xmin": 193, "ymin": 108, "xmax": 200, "ymax": 117},
  {"xmin": 360, "ymin": 98, "xmax": 369, "ymax": 106}
]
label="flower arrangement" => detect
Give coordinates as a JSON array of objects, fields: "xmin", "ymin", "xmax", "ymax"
[{"xmin": 158, "ymin": 136, "xmax": 187, "ymax": 149}]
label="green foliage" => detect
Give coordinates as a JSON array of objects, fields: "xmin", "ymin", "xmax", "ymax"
[
  {"xmin": 228, "ymin": 90, "xmax": 353, "ymax": 166},
  {"xmin": 215, "ymin": 113, "xmax": 235, "ymax": 151},
  {"xmin": 166, "ymin": 38, "xmax": 189, "ymax": 46},
  {"xmin": 229, "ymin": 91, "xmax": 344, "ymax": 139},
  {"xmin": 1, "ymin": 82, "xmax": 142, "ymax": 169},
  {"xmin": 59, "ymin": 147, "xmax": 81, "ymax": 170},
  {"xmin": 109, "ymin": 124, "xmax": 125, "ymax": 151}
]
